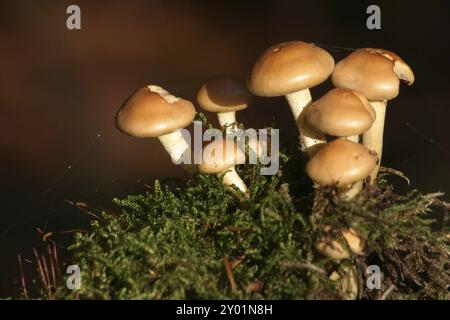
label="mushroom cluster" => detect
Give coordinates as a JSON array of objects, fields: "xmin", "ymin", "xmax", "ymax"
[
  {"xmin": 116, "ymin": 41, "xmax": 414, "ymax": 199},
  {"xmin": 115, "ymin": 42, "xmax": 414, "ymax": 298}
]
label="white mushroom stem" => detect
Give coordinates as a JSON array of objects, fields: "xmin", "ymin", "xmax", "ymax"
[
  {"xmin": 221, "ymin": 167, "xmax": 248, "ymax": 194},
  {"xmin": 217, "ymin": 111, "xmax": 237, "ymax": 134},
  {"xmin": 285, "ymin": 89, "xmax": 326, "ymax": 155},
  {"xmin": 343, "ymin": 181, "xmax": 363, "ymax": 200},
  {"xmin": 362, "ymin": 101, "xmax": 387, "ymax": 182},
  {"xmin": 346, "ymin": 135, "xmax": 359, "ymax": 143},
  {"xmin": 158, "ymin": 130, "xmax": 196, "ymax": 174}
]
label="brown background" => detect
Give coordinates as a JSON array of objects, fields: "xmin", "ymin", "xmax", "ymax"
[{"xmin": 0, "ymin": 0, "xmax": 449, "ymax": 296}]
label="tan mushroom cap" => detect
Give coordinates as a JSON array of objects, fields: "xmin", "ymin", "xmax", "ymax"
[
  {"xmin": 342, "ymin": 228, "xmax": 365, "ymax": 255},
  {"xmin": 116, "ymin": 85, "xmax": 196, "ymax": 138},
  {"xmin": 316, "ymin": 228, "xmax": 364, "ymax": 261},
  {"xmin": 308, "ymin": 88, "xmax": 376, "ymax": 137},
  {"xmin": 306, "ymin": 139, "xmax": 377, "ymax": 186},
  {"xmin": 198, "ymin": 138, "xmax": 245, "ymax": 174},
  {"xmin": 197, "ymin": 76, "xmax": 252, "ymax": 113},
  {"xmin": 332, "ymin": 48, "xmax": 415, "ymax": 101},
  {"xmin": 248, "ymin": 41, "xmax": 335, "ymax": 97}
]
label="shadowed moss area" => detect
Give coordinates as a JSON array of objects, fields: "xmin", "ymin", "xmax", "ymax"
[{"xmin": 40, "ymin": 135, "xmax": 449, "ymax": 300}]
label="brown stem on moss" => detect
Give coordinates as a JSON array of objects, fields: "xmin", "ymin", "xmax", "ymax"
[
  {"xmin": 223, "ymin": 256, "xmax": 237, "ymax": 291},
  {"xmin": 41, "ymin": 254, "xmax": 52, "ymax": 299},
  {"xmin": 17, "ymin": 255, "xmax": 29, "ymax": 300},
  {"xmin": 32, "ymin": 248, "xmax": 49, "ymax": 298},
  {"xmin": 48, "ymin": 245, "xmax": 57, "ymax": 289}
]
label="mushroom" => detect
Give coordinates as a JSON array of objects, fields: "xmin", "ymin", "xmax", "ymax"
[
  {"xmin": 247, "ymin": 41, "xmax": 335, "ymax": 155},
  {"xmin": 316, "ymin": 227, "xmax": 365, "ymax": 261},
  {"xmin": 198, "ymin": 137, "xmax": 248, "ymax": 196},
  {"xmin": 197, "ymin": 75, "xmax": 252, "ymax": 134},
  {"xmin": 307, "ymin": 88, "xmax": 376, "ymax": 143},
  {"xmin": 306, "ymin": 139, "xmax": 377, "ymax": 199},
  {"xmin": 332, "ymin": 48, "xmax": 415, "ymax": 182},
  {"xmin": 329, "ymin": 265, "xmax": 359, "ymax": 300},
  {"xmin": 116, "ymin": 85, "xmax": 196, "ymax": 173}
]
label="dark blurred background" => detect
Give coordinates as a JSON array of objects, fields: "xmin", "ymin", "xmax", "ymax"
[{"xmin": 0, "ymin": 0, "xmax": 449, "ymax": 297}]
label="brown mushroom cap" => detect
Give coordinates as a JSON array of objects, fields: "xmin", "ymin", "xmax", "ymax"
[
  {"xmin": 306, "ymin": 139, "xmax": 377, "ymax": 186},
  {"xmin": 116, "ymin": 85, "xmax": 196, "ymax": 138},
  {"xmin": 248, "ymin": 41, "xmax": 335, "ymax": 97},
  {"xmin": 307, "ymin": 88, "xmax": 376, "ymax": 137},
  {"xmin": 197, "ymin": 76, "xmax": 252, "ymax": 113},
  {"xmin": 198, "ymin": 138, "xmax": 245, "ymax": 174},
  {"xmin": 332, "ymin": 48, "xmax": 415, "ymax": 101}
]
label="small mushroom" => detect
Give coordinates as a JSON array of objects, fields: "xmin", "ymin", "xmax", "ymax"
[
  {"xmin": 197, "ymin": 75, "xmax": 252, "ymax": 134},
  {"xmin": 248, "ymin": 41, "xmax": 335, "ymax": 155},
  {"xmin": 329, "ymin": 265, "xmax": 359, "ymax": 300},
  {"xmin": 307, "ymin": 88, "xmax": 376, "ymax": 143},
  {"xmin": 332, "ymin": 48, "xmax": 414, "ymax": 182},
  {"xmin": 306, "ymin": 139, "xmax": 377, "ymax": 199},
  {"xmin": 316, "ymin": 227, "xmax": 365, "ymax": 261},
  {"xmin": 116, "ymin": 85, "xmax": 196, "ymax": 173},
  {"xmin": 198, "ymin": 137, "xmax": 248, "ymax": 196}
]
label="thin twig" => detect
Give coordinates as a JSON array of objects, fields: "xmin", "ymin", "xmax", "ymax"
[
  {"xmin": 65, "ymin": 200, "xmax": 103, "ymax": 221},
  {"xmin": 17, "ymin": 255, "xmax": 29, "ymax": 300},
  {"xmin": 379, "ymin": 167, "xmax": 410, "ymax": 185},
  {"xmin": 52, "ymin": 241, "xmax": 61, "ymax": 278},
  {"xmin": 223, "ymin": 256, "xmax": 237, "ymax": 291},
  {"xmin": 48, "ymin": 245, "xmax": 56, "ymax": 289},
  {"xmin": 379, "ymin": 284, "xmax": 396, "ymax": 300},
  {"xmin": 311, "ymin": 42, "xmax": 356, "ymax": 52},
  {"xmin": 32, "ymin": 248, "xmax": 48, "ymax": 295},
  {"xmin": 41, "ymin": 229, "xmax": 87, "ymax": 242},
  {"xmin": 230, "ymin": 255, "xmax": 246, "ymax": 269},
  {"xmin": 281, "ymin": 261, "xmax": 327, "ymax": 276},
  {"xmin": 41, "ymin": 254, "xmax": 52, "ymax": 299}
]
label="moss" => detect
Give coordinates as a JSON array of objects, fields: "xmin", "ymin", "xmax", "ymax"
[
  {"xmin": 22, "ymin": 115, "xmax": 449, "ymax": 300},
  {"xmin": 27, "ymin": 132, "xmax": 446, "ymax": 300}
]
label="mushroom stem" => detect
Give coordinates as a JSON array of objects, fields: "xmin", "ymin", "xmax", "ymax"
[
  {"xmin": 346, "ymin": 135, "xmax": 359, "ymax": 143},
  {"xmin": 221, "ymin": 166, "xmax": 248, "ymax": 195},
  {"xmin": 285, "ymin": 89, "xmax": 326, "ymax": 155},
  {"xmin": 217, "ymin": 111, "xmax": 237, "ymax": 134},
  {"xmin": 362, "ymin": 101, "xmax": 387, "ymax": 182},
  {"xmin": 158, "ymin": 130, "xmax": 196, "ymax": 174},
  {"xmin": 342, "ymin": 181, "xmax": 363, "ymax": 200},
  {"xmin": 330, "ymin": 266, "xmax": 358, "ymax": 300}
]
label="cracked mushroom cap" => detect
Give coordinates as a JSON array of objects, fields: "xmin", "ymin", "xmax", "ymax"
[
  {"xmin": 197, "ymin": 76, "xmax": 252, "ymax": 113},
  {"xmin": 306, "ymin": 139, "xmax": 377, "ymax": 187},
  {"xmin": 332, "ymin": 48, "xmax": 415, "ymax": 101},
  {"xmin": 116, "ymin": 85, "xmax": 196, "ymax": 138},
  {"xmin": 198, "ymin": 138, "xmax": 245, "ymax": 174},
  {"xmin": 248, "ymin": 41, "xmax": 335, "ymax": 97},
  {"xmin": 307, "ymin": 88, "xmax": 376, "ymax": 137}
]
